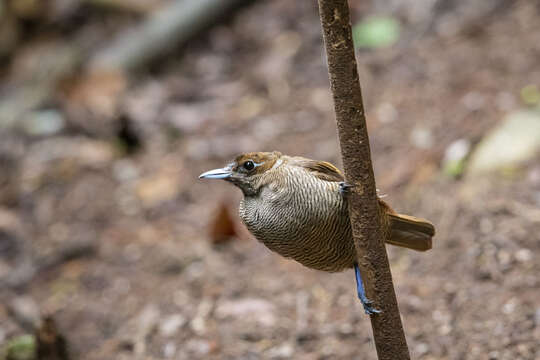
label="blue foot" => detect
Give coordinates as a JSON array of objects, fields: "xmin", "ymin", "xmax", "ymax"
[
  {"xmin": 339, "ymin": 182, "xmax": 353, "ymax": 196},
  {"xmin": 354, "ymin": 263, "xmax": 381, "ymax": 315}
]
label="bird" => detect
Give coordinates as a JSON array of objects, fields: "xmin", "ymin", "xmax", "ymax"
[{"xmin": 199, "ymin": 151, "xmax": 435, "ymax": 314}]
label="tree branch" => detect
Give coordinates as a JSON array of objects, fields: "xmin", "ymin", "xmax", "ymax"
[
  {"xmin": 316, "ymin": 0, "xmax": 410, "ymax": 359},
  {"xmin": 89, "ymin": 0, "xmax": 253, "ymax": 72}
]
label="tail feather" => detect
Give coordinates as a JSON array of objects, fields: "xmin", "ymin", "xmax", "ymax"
[{"xmin": 386, "ymin": 213, "xmax": 435, "ymax": 251}]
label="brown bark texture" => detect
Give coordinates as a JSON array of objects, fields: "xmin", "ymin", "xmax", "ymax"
[{"xmin": 316, "ymin": 0, "xmax": 411, "ymax": 359}]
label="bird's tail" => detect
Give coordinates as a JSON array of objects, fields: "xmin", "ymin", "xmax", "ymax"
[{"xmin": 386, "ymin": 213, "xmax": 435, "ymax": 251}]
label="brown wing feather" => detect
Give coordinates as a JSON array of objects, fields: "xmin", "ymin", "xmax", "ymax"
[{"xmin": 294, "ymin": 158, "xmax": 344, "ymax": 182}]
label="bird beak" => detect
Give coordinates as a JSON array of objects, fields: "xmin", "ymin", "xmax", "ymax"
[{"xmin": 199, "ymin": 166, "xmax": 232, "ymax": 180}]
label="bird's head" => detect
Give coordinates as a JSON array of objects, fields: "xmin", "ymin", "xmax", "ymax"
[{"xmin": 199, "ymin": 151, "xmax": 282, "ymax": 196}]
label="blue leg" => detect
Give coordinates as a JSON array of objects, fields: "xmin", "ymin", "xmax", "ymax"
[
  {"xmin": 338, "ymin": 182, "xmax": 353, "ymax": 196},
  {"xmin": 354, "ymin": 263, "xmax": 381, "ymax": 315}
]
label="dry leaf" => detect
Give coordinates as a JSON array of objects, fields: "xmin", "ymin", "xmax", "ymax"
[
  {"xmin": 209, "ymin": 203, "xmax": 237, "ymax": 244},
  {"xmin": 62, "ymin": 70, "xmax": 127, "ymax": 118}
]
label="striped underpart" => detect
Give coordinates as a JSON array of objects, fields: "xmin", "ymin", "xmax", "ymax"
[{"xmin": 239, "ymin": 157, "xmax": 357, "ymax": 272}]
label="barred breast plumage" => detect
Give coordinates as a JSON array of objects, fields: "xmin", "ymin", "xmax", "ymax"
[{"xmin": 239, "ymin": 157, "xmax": 357, "ymax": 272}]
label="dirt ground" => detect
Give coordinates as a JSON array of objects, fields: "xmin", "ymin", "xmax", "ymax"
[{"xmin": 1, "ymin": 1, "xmax": 539, "ymax": 359}]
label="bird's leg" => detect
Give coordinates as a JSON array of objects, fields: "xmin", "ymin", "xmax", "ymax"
[
  {"xmin": 339, "ymin": 181, "xmax": 353, "ymax": 196},
  {"xmin": 354, "ymin": 263, "xmax": 381, "ymax": 315}
]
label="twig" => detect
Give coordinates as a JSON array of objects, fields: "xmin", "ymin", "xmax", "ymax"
[
  {"xmin": 83, "ymin": 0, "xmax": 160, "ymax": 14},
  {"xmin": 89, "ymin": 0, "xmax": 253, "ymax": 72},
  {"xmin": 0, "ymin": 0, "xmax": 254, "ymax": 128},
  {"xmin": 36, "ymin": 316, "xmax": 70, "ymax": 360},
  {"xmin": 316, "ymin": 1, "xmax": 410, "ymax": 359}
]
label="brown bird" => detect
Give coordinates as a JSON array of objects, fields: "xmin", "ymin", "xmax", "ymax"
[{"xmin": 199, "ymin": 151, "xmax": 435, "ymax": 314}]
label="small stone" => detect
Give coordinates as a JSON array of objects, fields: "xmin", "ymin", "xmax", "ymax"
[
  {"xmin": 438, "ymin": 324, "xmax": 452, "ymax": 335},
  {"xmin": 376, "ymin": 102, "xmax": 398, "ymax": 124},
  {"xmin": 0, "ymin": 207, "xmax": 24, "ymax": 234},
  {"xmin": 215, "ymin": 298, "xmax": 276, "ymax": 327},
  {"xmin": 163, "ymin": 342, "xmax": 176, "ymax": 358},
  {"xmin": 190, "ymin": 316, "xmax": 206, "ymax": 335},
  {"xmin": 113, "ymin": 159, "xmax": 140, "ymax": 182},
  {"xmin": 159, "ymin": 314, "xmax": 186, "ymax": 337},
  {"xmin": 415, "ymin": 342, "xmax": 429, "ymax": 356},
  {"xmin": 8, "ymin": 297, "xmax": 41, "ymax": 331},
  {"xmin": 185, "ymin": 339, "xmax": 211, "ymax": 356},
  {"xmin": 338, "ymin": 323, "xmax": 354, "ymax": 336},
  {"xmin": 190, "ymin": 299, "xmax": 213, "ymax": 336},
  {"xmin": 432, "ymin": 310, "xmax": 450, "ymax": 323},
  {"xmin": 514, "ymin": 249, "xmax": 532, "ymax": 263},
  {"xmin": 462, "ymin": 91, "xmax": 486, "ymax": 111},
  {"xmin": 21, "ymin": 110, "xmax": 65, "ymax": 136},
  {"xmin": 136, "ymin": 304, "xmax": 160, "ymax": 338},
  {"xmin": 443, "ymin": 138, "xmax": 471, "ymax": 177},
  {"xmin": 444, "ymin": 139, "xmax": 471, "ymax": 162},
  {"xmin": 267, "ymin": 343, "xmax": 294, "ymax": 359},
  {"xmin": 410, "ymin": 126, "xmax": 434, "ymax": 149},
  {"xmin": 117, "ymin": 304, "xmax": 159, "ymax": 356},
  {"xmin": 502, "ymin": 300, "xmax": 516, "ymax": 314}
]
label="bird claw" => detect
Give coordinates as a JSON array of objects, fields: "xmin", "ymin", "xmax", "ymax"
[
  {"xmin": 357, "ymin": 292, "xmax": 381, "ymax": 314},
  {"xmin": 361, "ymin": 299, "xmax": 381, "ymax": 315},
  {"xmin": 339, "ymin": 182, "xmax": 353, "ymax": 196}
]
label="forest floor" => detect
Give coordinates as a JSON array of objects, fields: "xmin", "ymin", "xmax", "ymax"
[{"xmin": 1, "ymin": 1, "xmax": 539, "ymax": 359}]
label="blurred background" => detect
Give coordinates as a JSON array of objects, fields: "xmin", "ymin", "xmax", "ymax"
[{"xmin": 0, "ymin": 0, "xmax": 539, "ymax": 359}]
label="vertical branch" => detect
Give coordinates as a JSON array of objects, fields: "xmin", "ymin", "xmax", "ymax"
[{"xmin": 316, "ymin": 1, "xmax": 410, "ymax": 359}]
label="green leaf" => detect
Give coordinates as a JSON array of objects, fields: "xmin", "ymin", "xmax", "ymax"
[
  {"xmin": 443, "ymin": 159, "xmax": 465, "ymax": 178},
  {"xmin": 352, "ymin": 16, "xmax": 400, "ymax": 49},
  {"xmin": 2, "ymin": 335, "xmax": 36, "ymax": 360},
  {"xmin": 520, "ymin": 84, "xmax": 540, "ymax": 106}
]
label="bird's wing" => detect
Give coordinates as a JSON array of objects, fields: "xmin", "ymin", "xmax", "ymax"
[{"xmin": 293, "ymin": 158, "xmax": 344, "ymax": 182}]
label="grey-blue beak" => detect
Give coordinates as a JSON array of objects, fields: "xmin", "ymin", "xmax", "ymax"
[{"xmin": 199, "ymin": 167, "xmax": 232, "ymax": 179}]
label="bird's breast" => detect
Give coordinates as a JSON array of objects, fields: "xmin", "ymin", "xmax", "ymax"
[{"xmin": 239, "ymin": 172, "xmax": 357, "ymax": 272}]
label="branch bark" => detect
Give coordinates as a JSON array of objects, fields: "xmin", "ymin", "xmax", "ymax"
[{"xmin": 316, "ymin": 1, "xmax": 410, "ymax": 359}]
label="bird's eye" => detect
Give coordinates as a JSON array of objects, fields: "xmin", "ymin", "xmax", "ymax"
[{"xmin": 243, "ymin": 160, "xmax": 255, "ymax": 171}]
